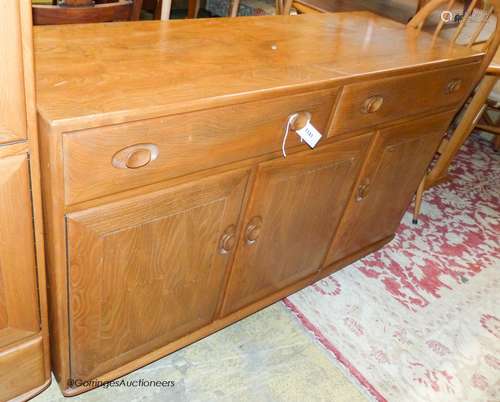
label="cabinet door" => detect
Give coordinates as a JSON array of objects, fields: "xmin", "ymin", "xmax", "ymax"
[
  {"xmin": 0, "ymin": 1, "xmax": 27, "ymax": 144},
  {"xmin": 325, "ymin": 112, "xmax": 453, "ymax": 265},
  {"xmin": 221, "ymin": 135, "xmax": 372, "ymax": 316},
  {"xmin": 0, "ymin": 154, "xmax": 46, "ymax": 401},
  {"xmin": 0, "ymin": 154, "xmax": 40, "ymax": 344},
  {"xmin": 66, "ymin": 169, "xmax": 249, "ymax": 380}
]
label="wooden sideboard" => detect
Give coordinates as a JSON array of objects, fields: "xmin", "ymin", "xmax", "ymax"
[
  {"xmin": 0, "ymin": 2, "xmax": 51, "ymax": 401},
  {"xmin": 34, "ymin": 13, "xmax": 482, "ymax": 396}
]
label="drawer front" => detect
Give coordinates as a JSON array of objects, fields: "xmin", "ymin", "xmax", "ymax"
[
  {"xmin": 328, "ymin": 63, "xmax": 479, "ymax": 136},
  {"xmin": 63, "ymin": 89, "xmax": 338, "ymax": 205},
  {"xmin": 0, "ymin": 337, "xmax": 46, "ymax": 401}
]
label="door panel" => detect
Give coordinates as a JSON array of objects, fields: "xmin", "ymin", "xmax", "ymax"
[
  {"xmin": 66, "ymin": 169, "xmax": 249, "ymax": 380},
  {"xmin": 221, "ymin": 135, "xmax": 372, "ymax": 316},
  {"xmin": 0, "ymin": 1, "xmax": 27, "ymax": 144},
  {"xmin": 325, "ymin": 112, "xmax": 454, "ymax": 265},
  {"xmin": 0, "ymin": 154, "xmax": 40, "ymax": 347}
]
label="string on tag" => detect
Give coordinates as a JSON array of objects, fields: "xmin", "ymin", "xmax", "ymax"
[{"xmin": 282, "ymin": 113, "xmax": 298, "ymax": 158}]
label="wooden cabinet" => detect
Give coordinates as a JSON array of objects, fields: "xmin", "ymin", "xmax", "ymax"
[
  {"xmin": 66, "ymin": 169, "xmax": 249, "ymax": 380},
  {"xmin": 221, "ymin": 135, "xmax": 372, "ymax": 315},
  {"xmin": 324, "ymin": 112, "xmax": 455, "ymax": 266},
  {"xmin": 34, "ymin": 12, "xmax": 483, "ymax": 397},
  {"xmin": 0, "ymin": 1, "xmax": 50, "ymax": 400}
]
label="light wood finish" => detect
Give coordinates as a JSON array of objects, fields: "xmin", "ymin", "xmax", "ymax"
[
  {"xmin": 32, "ymin": 0, "xmax": 143, "ymax": 25},
  {"xmin": 34, "ymin": 13, "xmax": 485, "ymax": 396},
  {"xmin": 0, "ymin": 1, "xmax": 27, "ymax": 144},
  {"xmin": 329, "ymin": 63, "xmax": 479, "ymax": 136},
  {"xmin": 62, "ymin": 89, "xmax": 337, "ymax": 204},
  {"xmin": 0, "ymin": 155, "xmax": 40, "ymax": 341},
  {"xmin": 325, "ymin": 112, "xmax": 455, "ymax": 265},
  {"xmin": 0, "ymin": 0, "xmax": 51, "ymax": 400},
  {"xmin": 428, "ymin": 74, "xmax": 498, "ymax": 182},
  {"xmin": 221, "ymin": 135, "xmax": 372, "ymax": 315},
  {"xmin": 0, "ymin": 337, "xmax": 47, "ymax": 401},
  {"xmin": 67, "ymin": 169, "xmax": 249, "ymax": 380},
  {"xmin": 34, "ymin": 13, "xmax": 482, "ymax": 130}
]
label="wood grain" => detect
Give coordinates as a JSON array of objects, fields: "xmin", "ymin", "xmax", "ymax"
[
  {"xmin": 325, "ymin": 111, "xmax": 456, "ymax": 265},
  {"xmin": 329, "ymin": 63, "xmax": 479, "ymax": 136},
  {"xmin": 34, "ymin": 13, "xmax": 482, "ymax": 130},
  {"xmin": 62, "ymin": 89, "xmax": 337, "ymax": 205},
  {"xmin": 0, "ymin": 1, "xmax": 51, "ymax": 400},
  {"xmin": 221, "ymin": 134, "xmax": 372, "ymax": 315},
  {"xmin": 0, "ymin": 155, "xmax": 40, "ymax": 335},
  {"xmin": 66, "ymin": 169, "xmax": 249, "ymax": 380},
  {"xmin": 0, "ymin": 0, "xmax": 27, "ymax": 144},
  {"xmin": 33, "ymin": 12, "xmax": 486, "ymax": 397},
  {"xmin": 0, "ymin": 337, "xmax": 46, "ymax": 401}
]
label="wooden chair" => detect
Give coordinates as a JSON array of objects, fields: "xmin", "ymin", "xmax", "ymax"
[
  {"xmin": 407, "ymin": 0, "xmax": 500, "ymax": 223},
  {"xmin": 33, "ymin": 0, "xmax": 143, "ymax": 25}
]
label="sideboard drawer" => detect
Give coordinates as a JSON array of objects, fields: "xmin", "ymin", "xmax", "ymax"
[
  {"xmin": 328, "ymin": 63, "xmax": 479, "ymax": 136},
  {"xmin": 63, "ymin": 89, "xmax": 338, "ymax": 204}
]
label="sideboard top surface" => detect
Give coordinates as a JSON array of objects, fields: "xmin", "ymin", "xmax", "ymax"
[{"xmin": 34, "ymin": 12, "xmax": 482, "ymax": 129}]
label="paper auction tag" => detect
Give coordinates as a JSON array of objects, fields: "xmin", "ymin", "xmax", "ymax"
[{"xmin": 296, "ymin": 122, "xmax": 322, "ymax": 148}]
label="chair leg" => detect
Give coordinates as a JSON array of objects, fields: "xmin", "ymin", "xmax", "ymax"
[
  {"xmin": 495, "ymin": 134, "xmax": 500, "ymax": 151},
  {"xmin": 413, "ymin": 176, "xmax": 426, "ymax": 224},
  {"xmin": 230, "ymin": 0, "xmax": 239, "ymax": 17},
  {"xmin": 160, "ymin": 0, "xmax": 172, "ymax": 19},
  {"xmin": 427, "ymin": 75, "xmax": 497, "ymax": 186}
]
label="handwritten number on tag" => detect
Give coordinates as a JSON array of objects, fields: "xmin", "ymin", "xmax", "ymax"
[{"xmin": 296, "ymin": 122, "xmax": 322, "ymax": 148}]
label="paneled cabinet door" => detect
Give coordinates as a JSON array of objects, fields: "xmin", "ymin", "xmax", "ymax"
[
  {"xmin": 0, "ymin": 154, "xmax": 46, "ymax": 402},
  {"xmin": 0, "ymin": 1, "xmax": 27, "ymax": 145},
  {"xmin": 324, "ymin": 112, "xmax": 454, "ymax": 266},
  {"xmin": 66, "ymin": 169, "xmax": 249, "ymax": 381},
  {"xmin": 221, "ymin": 135, "xmax": 372, "ymax": 316},
  {"xmin": 0, "ymin": 155, "xmax": 40, "ymax": 342}
]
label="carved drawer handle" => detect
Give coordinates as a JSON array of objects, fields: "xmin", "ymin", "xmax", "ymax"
[
  {"xmin": 112, "ymin": 143, "xmax": 159, "ymax": 169},
  {"xmin": 445, "ymin": 79, "xmax": 462, "ymax": 95},
  {"xmin": 245, "ymin": 216, "xmax": 263, "ymax": 246},
  {"xmin": 356, "ymin": 178, "xmax": 370, "ymax": 202},
  {"xmin": 361, "ymin": 95, "xmax": 384, "ymax": 114},
  {"xmin": 289, "ymin": 111, "xmax": 312, "ymax": 131},
  {"xmin": 219, "ymin": 225, "xmax": 237, "ymax": 255}
]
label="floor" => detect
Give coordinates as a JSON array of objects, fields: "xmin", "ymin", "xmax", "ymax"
[{"xmin": 34, "ymin": 304, "xmax": 367, "ymax": 402}]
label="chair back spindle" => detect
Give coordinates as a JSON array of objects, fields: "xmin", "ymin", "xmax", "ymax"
[{"xmin": 408, "ymin": 0, "xmax": 500, "ymax": 78}]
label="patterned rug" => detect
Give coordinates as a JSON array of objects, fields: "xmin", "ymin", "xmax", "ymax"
[{"xmin": 284, "ymin": 134, "xmax": 500, "ymax": 402}]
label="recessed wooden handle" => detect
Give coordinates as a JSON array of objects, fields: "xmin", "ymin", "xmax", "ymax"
[
  {"xmin": 445, "ymin": 79, "xmax": 462, "ymax": 95},
  {"xmin": 289, "ymin": 111, "xmax": 312, "ymax": 131},
  {"xmin": 219, "ymin": 225, "xmax": 237, "ymax": 255},
  {"xmin": 112, "ymin": 143, "xmax": 159, "ymax": 169},
  {"xmin": 356, "ymin": 178, "xmax": 370, "ymax": 202},
  {"xmin": 361, "ymin": 95, "xmax": 384, "ymax": 114},
  {"xmin": 245, "ymin": 216, "xmax": 263, "ymax": 245}
]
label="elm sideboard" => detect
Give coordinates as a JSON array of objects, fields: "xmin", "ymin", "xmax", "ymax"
[{"xmin": 33, "ymin": 13, "xmax": 484, "ymax": 396}]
